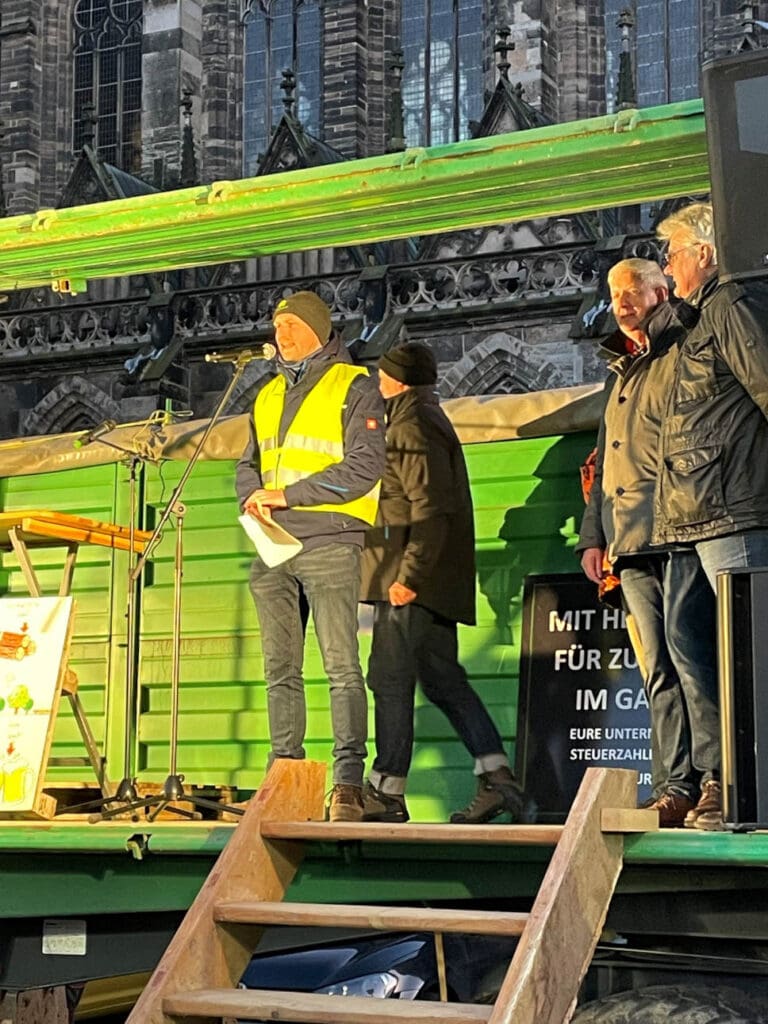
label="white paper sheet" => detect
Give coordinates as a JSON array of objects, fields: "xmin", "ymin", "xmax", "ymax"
[{"xmin": 238, "ymin": 513, "xmax": 303, "ymax": 567}]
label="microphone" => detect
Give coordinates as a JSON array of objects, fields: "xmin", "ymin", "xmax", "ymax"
[
  {"xmin": 73, "ymin": 419, "xmax": 118, "ymax": 449},
  {"xmin": 205, "ymin": 344, "xmax": 277, "ymax": 364}
]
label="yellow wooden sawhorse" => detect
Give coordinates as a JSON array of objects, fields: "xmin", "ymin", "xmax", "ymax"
[{"xmin": 0, "ymin": 510, "xmax": 153, "ymax": 805}]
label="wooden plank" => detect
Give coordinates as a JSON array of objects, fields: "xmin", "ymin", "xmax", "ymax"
[
  {"xmin": 261, "ymin": 821, "xmax": 563, "ymax": 846},
  {"xmin": 0, "ymin": 510, "xmax": 152, "ymax": 553},
  {"xmin": 214, "ymin": 900, "xmax": 529, "ymax": 936},
  {"xmin": 125, "ymin": 758, "xmax": 326, "ymax": 1024},
  {"xmin": 20, "ymin": 517, "xmax": 150, "ymax": 554},
  {"xmin": 601, "ymin": 807, "xmax": 658, "ymax": 833},
  {"xmin": 487, "ymin": 768, "xmax": 636, "ymax": 1024},
  {"xmin": 162, "ymin": 988, "xmax": 493, "ymax": 1023}
]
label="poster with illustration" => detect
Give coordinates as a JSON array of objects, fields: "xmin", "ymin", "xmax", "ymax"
[{"xmin": 0, "ymin": 596, "xmax": 74, "ymax": 813}]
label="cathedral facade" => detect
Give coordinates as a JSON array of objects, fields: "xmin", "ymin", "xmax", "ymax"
[{"xmin": 0, "ymin": 0, "xmax": 763, "ymax": 438}]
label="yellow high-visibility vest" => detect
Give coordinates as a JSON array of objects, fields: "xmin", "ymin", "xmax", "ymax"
[{"xmin": 254, "ymin": 364, "xmax": 380, "ymax": 524}]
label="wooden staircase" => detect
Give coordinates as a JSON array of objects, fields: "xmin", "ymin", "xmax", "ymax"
[{"xmin": 126, "ymin": 760, "xmax": 655, "ymax": 1024}]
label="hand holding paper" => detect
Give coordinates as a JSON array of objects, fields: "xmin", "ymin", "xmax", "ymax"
[{"xmin": 239, "ymin": 512, "xmax": 303, "ymax": 567}]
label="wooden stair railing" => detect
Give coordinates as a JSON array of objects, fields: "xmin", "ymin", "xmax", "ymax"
[{"xmin": 128, "ymin": 764, "xmax": 655, "ymax": 1024}]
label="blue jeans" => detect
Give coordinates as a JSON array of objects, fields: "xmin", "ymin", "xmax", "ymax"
[
  {"xmin": 249, "ymin": 542, "xmax": 367, "ymax": 786},
  {"xmin": 366, "ymin": 602, "xmax": 506, "ymax": 783},
  {"xmin": 695, "ymin": 530, "xmax": 768, "ymax": 592},
  {"xmin": 619, "ymin": 549, "xmax": 718, "ymax": 796}
]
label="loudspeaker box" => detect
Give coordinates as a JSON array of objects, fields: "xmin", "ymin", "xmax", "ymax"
[
  {"xmin": 718, "ymin": 567, "xmax": 768, "ymax": 830},
  {"xmin": 702, "ymin": 49, "xmax": 768, "ymax": 282}
]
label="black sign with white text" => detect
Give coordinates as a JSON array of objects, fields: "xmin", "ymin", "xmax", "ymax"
[{"xmin": 516, "ymin": 573, "xmax": 652, "ymax": 822}]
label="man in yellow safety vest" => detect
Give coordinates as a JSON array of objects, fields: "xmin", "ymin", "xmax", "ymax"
[{"xmin": 236, "ymin": 291, "xmax": 385, "ymax": 821}]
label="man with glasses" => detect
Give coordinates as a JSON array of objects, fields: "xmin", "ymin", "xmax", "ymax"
[{"xmin": 654, "ymin": 201, "xmax": 768, "ymax": 830}]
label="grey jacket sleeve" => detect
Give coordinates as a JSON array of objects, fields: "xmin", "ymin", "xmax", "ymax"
[
  {"xmin": 283, "ymin": 375, "xmax": 386, "ymax": 508},
  {"xmin": 235, "ymin": 417, "xmax": 262, "ymax": 510}
]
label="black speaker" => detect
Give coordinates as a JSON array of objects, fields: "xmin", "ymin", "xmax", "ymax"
[
  {"xmin": 718, "ymin": 567, "xmax": 768, "ymax": 830},
  {"xmin": 702, "ymin": 49, "xmax": 768, "ymax": 282}
]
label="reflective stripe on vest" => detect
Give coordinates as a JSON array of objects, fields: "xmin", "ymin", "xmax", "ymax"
[{"xmin": 254, "ymin": 363, "xmax": 380, "ymax": 524}]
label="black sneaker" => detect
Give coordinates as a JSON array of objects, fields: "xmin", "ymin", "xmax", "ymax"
[
  {"xmin": 361, "ymin": 781, "xmax": 409, "ymax": 823},
  {"xmin": 450, "ymin": 767, "xmax": 525, "ymax": 825}
]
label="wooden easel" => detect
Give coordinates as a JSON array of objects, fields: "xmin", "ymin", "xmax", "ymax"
[{"xmin": 0, "ymin": 511, "xmax": 153, "ymax": 818}]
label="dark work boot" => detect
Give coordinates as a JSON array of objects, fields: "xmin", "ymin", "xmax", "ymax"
[
  {"xmin": 450, "ymin": 766, "xmax": 525, "ymax": 825},
  {"xmin": 362, "ymin": 780, "xmax": 410, "ymax": 823}
]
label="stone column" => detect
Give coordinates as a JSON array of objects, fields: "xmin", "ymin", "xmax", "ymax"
[
  {"xmin": 200, "ymin": 0, "xmax": 242, "ymax": 183},
  {"xmin": 323, "ymin": 0, "xmax": 368, "ymax": 158},
  {"xmin": 0, "ymin": 0, "xmax": 43, "ymax": 213},
  {"xmin": 142, "ymin": 0, "xmax": 202, "ymax": 187}
]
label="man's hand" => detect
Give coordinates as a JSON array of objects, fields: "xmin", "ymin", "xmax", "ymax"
[
  {"xmin": 581, "ymin": 547, "xmax": 607, "ymax": 585},
  {"xmin": 389, "ymin": 581, "xmax": 417, "ymax": 607},
  {"xmin": 243, "ymin": 488, "xmax": 287, "ymax": 523}
]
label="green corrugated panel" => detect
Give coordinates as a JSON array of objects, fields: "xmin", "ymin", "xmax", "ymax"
[{"xmin": 0, "ymin": 434, "xmax": 592, "ymax": 815}]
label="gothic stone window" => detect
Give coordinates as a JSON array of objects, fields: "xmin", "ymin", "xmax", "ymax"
[
  {"xmin": 243, "ymin": 0, "xmax": 322, "ymax": 177},
  {"xmin": 605, "ymin": 0, "xmax": 701, "ymax": 111},
  {"xmin": 402, "ymin": 0, "xmax": 483, "ymax": 147},
  {"xmin": 73, "ymin": 0, "xmax": 143, "ymax": 172}
]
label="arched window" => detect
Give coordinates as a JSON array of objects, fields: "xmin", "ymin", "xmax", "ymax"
[
  {"xmin": 243, "ymin": 0, "xmax": 323, "ymax": 177},
  {"xmin": 402, "ymin": 0, "xmax": 483, "ymax": 147},
  {"xmin": 73, "ymin": 0, "xmax": 143, "ymax": 172}
]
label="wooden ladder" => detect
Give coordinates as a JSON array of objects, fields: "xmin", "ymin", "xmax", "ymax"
[{"xmin": 126, "ymin": 761, "xmax": 654, "ymax": 1024}]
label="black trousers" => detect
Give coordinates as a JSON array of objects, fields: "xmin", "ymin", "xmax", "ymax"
[{"xmin": 366, "ymin": 602, "xmax": 505, "ymax": 779}]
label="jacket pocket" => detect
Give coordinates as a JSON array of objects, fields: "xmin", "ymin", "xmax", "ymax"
[
  {"xmin": 674, "ymin": 341, "xmax": 718, "ymax": 409},
  {"xmin": 662, "ymin": 445, "xmax": 725, "ymax": 526}
]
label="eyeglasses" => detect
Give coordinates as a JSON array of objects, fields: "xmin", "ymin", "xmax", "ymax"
[{"xmin": 662, "ymin": 243, "xmax": 700, "ymax": 268}]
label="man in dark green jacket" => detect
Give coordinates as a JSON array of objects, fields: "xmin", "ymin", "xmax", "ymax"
[
  {"xmin": 360, "ymin": 343, "xmax": 524, "ymax": 824},
  {"xmin": 653, "ymin": 201, "xmax": 768, "ymax": 830}
]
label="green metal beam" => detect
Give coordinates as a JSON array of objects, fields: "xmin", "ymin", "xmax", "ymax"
[{"xmin": 0, "ymin": 100, "xmax": 708, "ymax": 293}]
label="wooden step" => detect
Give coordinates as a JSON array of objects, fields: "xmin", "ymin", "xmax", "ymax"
[
  {"xmin": 261, "ymin": 821, "xmax": 564, "ymax": 845},
  {"xmin": 162, "ymin": 988, "xmax": 492, "ymax": 1022},
  {"xmin": 215, "ymin": 899, "xmax": 529, "ymax": 935}
]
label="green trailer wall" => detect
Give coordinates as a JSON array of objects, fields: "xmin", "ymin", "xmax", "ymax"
[{"xmin": 0, "ymin": 431, "xmax": 592, "ymax": 821}]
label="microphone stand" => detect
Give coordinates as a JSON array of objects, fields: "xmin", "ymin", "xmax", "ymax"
[{"xmin": 91, "ymin": 351, "xmax": 260, "ymax": 822}]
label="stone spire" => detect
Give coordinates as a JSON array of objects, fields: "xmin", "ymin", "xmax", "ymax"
[
  {"xmin": 281, "ymin": 68, "xmax": 297, "ymax": 120},
  {"xmin": 616, "ymin": 9, "xmax": 637, "ymax": 110},
  {"xmin": 179, "ymin": 88, "xmax": 198, "ymax": 188},
  {"xmin": 81, "ymin": 102, "xmax": 98, "ymax": 149},
  {"xmin": 387, "ymin": 50, "xmax": 406, "ymax": 153},
  {"xmin": 495, "ymin": 24, "xmax": 513, "ymax": 82}
]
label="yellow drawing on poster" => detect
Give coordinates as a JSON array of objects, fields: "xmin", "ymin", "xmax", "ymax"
[{"xmin": 0, "ymin": 597, "xmax": 74, "ymax": 812}]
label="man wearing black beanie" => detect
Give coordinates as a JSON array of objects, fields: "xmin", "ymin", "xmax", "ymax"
[{"xmin": 360, "ymin": 342, "xmax": 525, "ymax": 824}]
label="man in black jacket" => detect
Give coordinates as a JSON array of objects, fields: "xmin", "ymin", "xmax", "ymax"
[
  {"xmin": 236, "ymin": 291, "xmax": 385, "ymax": 822},
  {"xmin": 577, "ymin": 259, "xmax": 717, "ymax": 827},
  {"xmin": 359, "ymin": 343, "xmax": 524, "ymax": 824},
  {"xmin": 654, "ymin": 202, "xmax": 768, "ymax": 829}
]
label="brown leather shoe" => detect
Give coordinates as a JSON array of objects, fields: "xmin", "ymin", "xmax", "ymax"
[
  {"xmin": 327, "ymin": 784, "xmax": 363, "ymax": 823},
  {"xmin": 650, "ymin": 791, "xmax": 696, "ymax": 828},
  {"xmin": 692, "ymin": 779, "xmax": 724, "ymax": 832}
]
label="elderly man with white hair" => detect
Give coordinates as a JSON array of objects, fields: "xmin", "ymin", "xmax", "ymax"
[
  {"xmin": 578, "ymin": 257, "xmax": 717, "ymax": 829},
  {"xmin": 652, "ymin": 202, "xmax": 768, "ymax": 830}
]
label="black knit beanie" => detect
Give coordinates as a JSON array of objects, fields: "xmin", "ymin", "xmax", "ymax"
[
  {"xmin": 272, "ymin": 291, "xmax": 332, "ymax": 344},
  {"xmin": 378, "ymin": 343, "xmax": 437, "ymax": 386}
]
